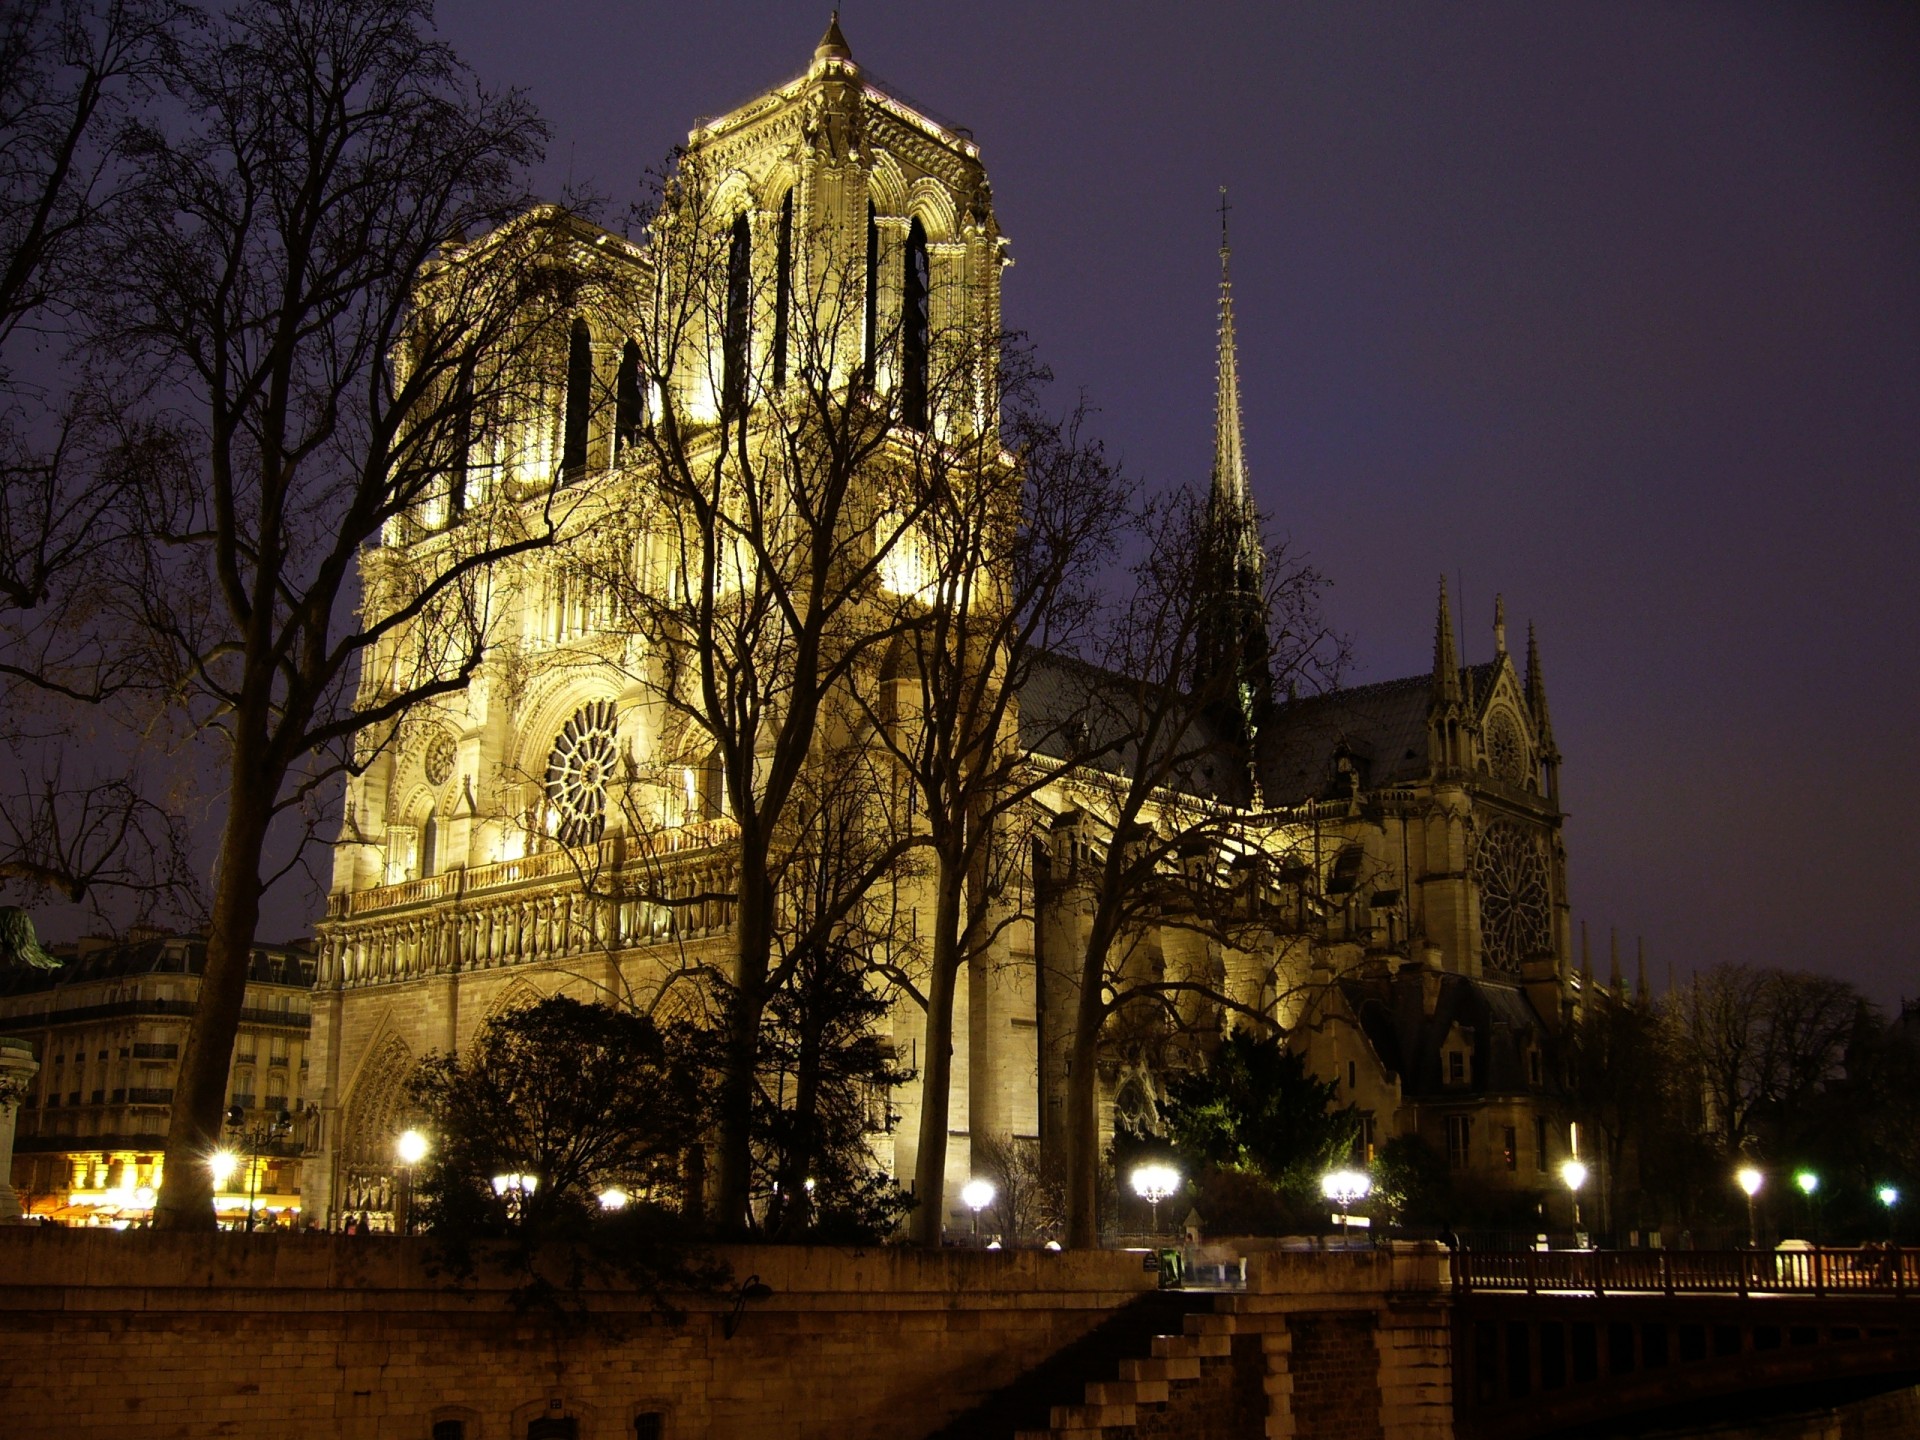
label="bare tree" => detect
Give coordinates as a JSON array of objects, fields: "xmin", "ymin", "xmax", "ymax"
[
  {"xmin": 90, "ymin": 0, "xmax": 595, "ymax": 1230},
  {"xmin": 0, "ymin": 1, "xmax": 197, "ymax": 918},
  {"xmin": 576, "ymin": 152, "xmax": 967, "ymax": 1230},
  {"xmin": 1050, "ymin": 488, "xmax": 1338, "ymax": 1248},
  {"xmin": 1667, "ymin": 963, "xmax": 1861, "ymax": 1159},
  {"xmin": 851, "ymin": 352, "xmax": 1132, "ymax": 1246}
]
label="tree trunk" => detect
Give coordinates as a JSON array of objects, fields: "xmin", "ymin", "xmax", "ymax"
[
  {"xmin": 153, "ymin": 779, "xmax": 273, "ymax": 1231},
  {"xmin": 711, "ymin": 837, "xmax": 774, "ymax": 1232},
  {"xmin": 908, "ymin": 858, "xmax": 965, "ymax": 1247},
  {"xmin": 1064, "ymin": 968, "xmax": 1105, "ymax": 1250}
]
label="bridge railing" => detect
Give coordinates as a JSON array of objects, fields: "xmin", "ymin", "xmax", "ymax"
[{"xmin": 1455, "ymin": 1246, "xmax": 1914, "ymax": 1299}]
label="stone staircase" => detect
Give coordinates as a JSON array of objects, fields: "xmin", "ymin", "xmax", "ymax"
[{"xmin": 929, "ymin": 1291, "xmax": 1254, "ymax": 1440}]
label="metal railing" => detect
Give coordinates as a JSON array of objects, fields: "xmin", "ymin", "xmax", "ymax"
[{"xmin": 1455, "ymin": 1246, "xmax": 1913, "ymax": 1299}]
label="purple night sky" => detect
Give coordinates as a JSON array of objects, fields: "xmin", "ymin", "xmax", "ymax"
[{"xmin": 286, "ymin": 4, "xmax": 1920, "ymax": 1004}]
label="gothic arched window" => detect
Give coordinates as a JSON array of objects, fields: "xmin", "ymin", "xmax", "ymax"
[
  {"xmin": 723, "ymin": 212, "xmax": 751, "ymax": 423},
  {"xmin": 563, "ymin": 317, "xmax": 592, "ymax": 477},
  {"xmin": 902, "ymin": 218, "xmax": 930, "ymax": 429},
  {"xmin": 615, "ymin": 339, "xmax": 645, "ymax": 457},
  {"xmin": 449, "ymin": 356, "xmax": 473, "ymax": 516},
  {"xmin": 420, "ymin": 808, "xmax": 438, "ymax": 879},
  {"xmin": 773, "ymin": 189, "xmax": 793, "ymax": 389},
  {"xmin": 862, "ymin": 199, "xmax": 879, "ymax": 386}
]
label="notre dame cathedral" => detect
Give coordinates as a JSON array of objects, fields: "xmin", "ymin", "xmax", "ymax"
[{"xmin": 308, "ymin": 18, "xmax": 1584, "ymax": 1236}]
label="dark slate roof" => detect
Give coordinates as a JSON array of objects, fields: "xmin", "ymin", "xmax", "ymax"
[
  {"xmin": 0, "ymin": 934, "xmax": 315, "ymax": 998},
  {"xmin": 1257, "ymin": 662, "xmax": 1500, "ymax": 806},
  {"xmin": 1017, "ymin": 650, "xmax": 1242, "ymax": 801},
  {"xmin": 1342, "ymin": 967, "xmax": 1552, "ymax": 1099}
]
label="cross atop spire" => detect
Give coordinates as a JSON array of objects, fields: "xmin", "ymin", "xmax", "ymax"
[{"xmin": 815, "ymin": 10, "xmax": 852, "ymax": 63}]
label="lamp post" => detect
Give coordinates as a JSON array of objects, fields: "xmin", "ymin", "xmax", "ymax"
[
  {"xmin": 1560, "ymin": 1159, "xmax": 1588, "ymax": 1241},
  {"xmin": 598, "ymin": 1186, "xmax": 629, "ymax": 1211},
  {"xmin": 960, "ymin": 1178, "xmax": 995, "ymax": 1240},
  {"xmin": 1795, "ymin": 1170, "xmax": 1820, "ymax": 1243},
  {"xmin": 1130, "ymin": 1164, "xmax": 1180, "ymax": 1236},
  {"xmin": 491, "ymin": 1172, "xmax": 538, "ymax": 1222},
  {"xmin": 1320, "ymin": 1169, "xmax": 1373, "ymax": 1245},
  {"xmin": 208, "ymin": 1149, "xmax": 238, "ymax": 1228},
  {"xmin": 394, "ymin": 1129, "xmax": 428, "ymax": 1236},
  {"xmin": 1737, "ymin": 1166, "xmax": 1764, "ymax": 1248}
]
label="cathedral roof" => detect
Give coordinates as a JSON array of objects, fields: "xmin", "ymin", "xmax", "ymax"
[
  {"xmin": 1342, "ymin": 968, "xmax": 1550, "ymax": 1098},
  {"xmin": 1257, "ymin": 662, "xmax": 1500, "ymax": 805}
]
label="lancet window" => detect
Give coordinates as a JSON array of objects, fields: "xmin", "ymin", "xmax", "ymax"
[
  {"xmin": 723, "ymin": 212, "xmax": 751, "ymax": 422},
  {"xmin": 773, "ymin": 188, "xmax": 793, "ymax": 389},
  {"xmin": 563, "ymin": 317, "xmax": 592, "ymax": 477},
  {"xmin": 903, "ymin": 217, "xmax": 930, "ymax": 428},
  {"xmin": 615, "ymin": 339, "xmax": 645, "ymax": 456}
]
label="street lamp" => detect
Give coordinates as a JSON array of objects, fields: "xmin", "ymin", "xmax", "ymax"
[
  {"xmin": 1560, "ymin": 1159, "xmax": 1588, "ymax": 1238},
  {"xmin": 1879, "ymin": 1185, "xmax": 1900, "ymax": 1242},
  {"xmin": 1796, "ymin": 1170, "xmax": 1820, "ymax": 1243},
  {"xmin": 209, "ymin": 1149, "xmax": 239, "ymax": 1192},
  {"xmin": 960, "ymin": 1178, "xmax": 995, "ymax": 1239},
  {"xmin": 597, "ymin": 1186, "xmax": 629, "ymax": 1211},
  {"xmin": 394, "ymin": 1129, "xmax": 428, "ymax": 1236},
  {"xmin": 1736, "ymin": 1166, "xmax": 1764, "ymax": 1248},
  {"xmin": 491, "ymin": 1172, "xmax": 538, "ymax": 1221},
  {"xmin": 1130, "ymin": 1164, "xmax": 1180, "ymax": 1235},
  {"xmin": 1320, "ymin": 1169, "xmax": 1373, "ymax": 1245}
]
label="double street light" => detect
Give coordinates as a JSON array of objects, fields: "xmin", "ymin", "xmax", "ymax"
[{"xmin": 1320, "ymin": 1169, "xmax": 1372, "ymax": 1245}]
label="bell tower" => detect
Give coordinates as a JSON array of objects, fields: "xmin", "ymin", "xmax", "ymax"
[{"xmin": 663, "ymin": 15, "xmax": 1009, "ymax": 437}]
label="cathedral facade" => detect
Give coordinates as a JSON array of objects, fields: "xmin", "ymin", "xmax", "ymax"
[{"xmin": 308, "ymin": 20, "xmax": 1582, "ymax": 1237}]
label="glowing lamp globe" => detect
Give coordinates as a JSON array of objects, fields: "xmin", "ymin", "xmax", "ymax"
[
  {"xmin": 960, "ymin": 1178, "xmax": 996, "ymax": 1213},
  {"xmin": 395, "ymin": 1129, "xmax": 429, "ymax": 1166},
  {"xmin": 1736, "ymin": 1166, "xmax": 1763, "ymax": 1198}
]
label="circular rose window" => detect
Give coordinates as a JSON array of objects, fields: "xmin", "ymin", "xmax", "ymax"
[
  {"xmin": 1475, "ymin": 821, "xmax": 1551, "ymax": 975},
  {"xmin": 545, "ymin": 700, "xmax": 618, "ymax": 847}
]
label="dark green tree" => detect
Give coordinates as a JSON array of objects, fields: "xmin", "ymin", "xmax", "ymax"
[
  {"xmin": 1154, "ymin": 1029, "xmax": 1358, "ymax": 1234},
  {"xmin": 408, "ymin": 995, "xmax": 710, "ymax": 1240},
  {"xmin": 753, "ymin": 940, "xmax": 915, "ymax": 1242}
]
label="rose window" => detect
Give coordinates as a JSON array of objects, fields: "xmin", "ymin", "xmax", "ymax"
[
  {"xmin": 423, "ymin": 730, "xmax": 457, "ymax": 788},
  {"xmin": 1486, "ymin": 711, "xmax": 1526, "ymax": 784},
  {"xmin": 545, "ymin": 700, "xmax": 618, "ymax": 847},
  {"xmin": 1475, "ymin": 822, "xmax": 1551, "ymax": 975}
]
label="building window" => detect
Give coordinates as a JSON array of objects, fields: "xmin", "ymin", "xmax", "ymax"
[
  {"xmin": 563, "ymin": 317, "xmax": 593, "ymax": 477},
  {"xmin": 616, "ymin": 339, "xmax": 645, "ymax": 456},
  {"xmin": 634, "ymin": 1415, "xmax": 665, "ymax": 1440},
  {"xmin": 1503, "ymin": 1125, "xmax": 1518, "ymax": 1172},
  {"xmin": 420, "ymin": 808, "xmax": 438, "ymax": 879},
  {"xmin": 1534, "ymin": 1115, "xmax": 1548, "ymax": 1173},
  {"xmin": 772, "ymin": 189, "xmax": 793, "ymax": 389},
  {"xmin": 527, "ymin": 1420, "xmax": 578, "ymax": 1440},
  {"xmin": 1347, "ymin": 1060, "xmax": 1357, "ymax": 1091},
  {"xmin": 902, "ymin": 216, "xmax": 929, "ymax": 428},
  {"xmin": 862, "ymin": 199, "xmax": 879, "ymax": 386},
  {"xmin": 723, "ymin": 212, "xmax": 751, "ymax": 423},
  {"xmin": 1446, "ymin": 1115, "xmax": 1471, "ymax": 1170},
  {"xmin": 1356, "ymin": 1113, "xmax": 1376, "ymax": 1165},
  {"xmin": 1528, "ymin": 1048, "xmax": 1543, "ymax": 1087},
  {"xmin": 431, "ymin": 1423, "xmax": 465, "ymax": 1440},
  {"xmin": 1447, "ymin": 1050, "xmax": 1465, "ymax": 1086}
]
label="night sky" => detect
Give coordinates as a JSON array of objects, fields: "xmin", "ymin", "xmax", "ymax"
[{"xmin": 357, "ymin": 4, "xmax": 1920, "ymax": 1005}]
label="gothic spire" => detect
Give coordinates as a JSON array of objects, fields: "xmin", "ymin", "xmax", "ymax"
[
  {"xmin": 815, "ymin": 10, "xmax": 852, "ymax": 62},
  {"xmin": 1193, "ymin": 188, "xmax": 1272, "ymax": 789},
  {"xmin": 1524, "ymin": 621, "xmax": 1553, "ymax": 742},
  {"xmin": 1213, "ymin": 188, "xmax": 1251, "ymax": 516},
  {"xmin": 1432, "ymin": 577, "xmax": 1461, "ymax": 706},
  {"xmin": 1494, "ymin": 593, "xmax": 1507, "ymax": 656}
]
